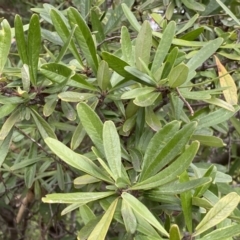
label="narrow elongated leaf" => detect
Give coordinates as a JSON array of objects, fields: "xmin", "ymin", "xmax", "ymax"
[
  {"xmin": 122, "ymin": 192, "xmax": 169, "ymax": 237},
  {"xmin": 194, "ymin": 192, "xmax": 240, "ymax": 236},
  {"xmin": 180, "ymin": 171, "xmax": 193, "ymax": 233},
  {"xmin": 216, "ymin": 0, "xmax": 240, "ymax": 25},
  {"xmin": 134, "ymin": 92, "xmax": 160, "ymax": 107},
  {"xmin": 0, "ymin": 108, "xmax": 21, "ymax": 140},
  {"xmin": 14, "ymin": 15, "xmax": 28, "ymax": 64},
  {"xmin": 97, "ymin": 60, "xmax": 110, "ymax": 90},
  {"xmin": 91, "ymin": 9, "xmax": 105, "ymax": 46},
  {"xmin": 0, "ymin": 19, "xmax": 11, "ymax": 74},
  {"xmin": 121, "ymin": 26, "xmax": 133, "ymax": 65},
  {"xmin": 192, "ymin": 135, "xmax": 225, "ymax": 147},
  {"xmin": 151, "ymin": 21, "xmax": 176, "ymax": 74},
  {"xmin": 50, "ymin": 9, "xmax": 83, "ymax": 66},
  {"xmin": 214, "ymin": 56, "xmax": 238, "ymax": 105},
  {"xmin": 149, "ymin": 177, "xmax": 211, "ymax": 195},
  {"xmin": 28, "ymin": 14, "xmax": 41, "ymax": 86},
  {"xmin": 131, "ymin": 141, "xmax": 200, "ymax": 190},
  {"xmin": 197, "ymin": 106, "xmax": 239, "ymax": 129},
  {"xmin": 40, "ymin": 63, "xmax": 74, "ymax": 83},
  {"xmin": 67, "ymin": 7, "xmax": 98, "ymax": 74},
  {"xmin": 45, "ymin": 138, "xmax": 113, "ymax": 183},
  {"xmin": 199, "ymin": 224, "xmax": 240, "ymax": 240},
  {"xmin": 121, "ymin": 3, "xmax": 141, "ymax": 32},
  {"xmin": 121, "ymin": 87, "xmax": 155, "ymax": 100},
  {"xmin": 168, "ymin": 64, "xmax": 189, "ymax": 87},
  {"xmin": 103, "ymin": 121, "xmax": 122, "ymax": 180},
  {"xmin": 42, "ymin": 192, "xmax": 115, "ymax": 204},
  {"xmin": 186, "ymin": 38, "xmax": 223, "ymax": 80},
  {"xmin": 80, "ymin": 204, "xmax": 96, "ymax": 225},
  {"xmin": 77, "ymin": 102, "xmax": 103, "ymax": 151},
  {"xmin": 140, "ymin": 120, "xmax": 180, "ymax": 180},
  {"xmin": 176, "ymin": 14, "xmax": 199, "ymax": 35},
  {"xmin": 135, "ymin": 21, "xmax": 152, "ymax": 71},
  {"xmin": 88, "ymin": 198, "xmax": 118, "ymax": 240},
  {"xmin": 145, "ymin": 107, "xmax": 161, "ymax": 131},
  {"xmin": 62, "ymin": 203, "xmax": 83, "ymax": 216},
  {"xmin": 30, "ymin": 108, "xmax": 57, "ymax": 139},
  {"xmin": 0, "ymin": 104, "xmax": 17, "ymax": 119},
  {"xmin": 169, "ymin": 224, "xmax": 181, "ymax": 240},
  {"xmin": 0, "ymin": 129, "xmax": 13, "ymax": 167},
  {"xmin": 70, "ymin": 122, "xmax": 86, "ymax": 150},
  {"xmin": 121, "ymin": 199, "xmax": 137, "ymax": 234},
  {"xmin": 25, "ymin": 163, "xmax": 36, "ymax": 189},
  {"xmin": 181, "ymin": 0, "xmax": 205, "ymax": 11},
  {"xmin": 141, "ymin": 122, "xmax": 197, "ymax": 180},
  {"xmin": 125, "ymin": 66, "xmax": 156, "ymax": 86},
  {"xmin": 203, "ymin": 97, "xmax": 235, "ymax": 112},
  {"xmin": 58, "ymin": 91, "xmax": 95, "ymax": 102}
]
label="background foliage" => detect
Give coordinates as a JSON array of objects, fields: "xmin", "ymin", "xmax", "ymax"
[{"xmin": 1, "ymin": 0, "xmax": 240, "ymax": 239}]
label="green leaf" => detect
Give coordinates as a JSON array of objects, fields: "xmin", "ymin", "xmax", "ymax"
[
  {"xmin": 80, "ymin": 204, "xmax": 96, "ymax": 225},
  {"xmin": 74, "ymin": 175, "xmax": 100, "ymax": 187},
  {"xmin": 62, "ymin": 203, "xmax": 83, "ymax": 216},
  {"xmin": 148, "ymin": 177, "xmax": 211, "ymax": 195},
  {"xmin": 43, "ymin": 95, "xmax": 58, "ymax": 117},
  {"xmin": 50, "ymin": 9, "xmax": 83, "ymax": 66},
  {"xmin": 176, "ymin": 14, "xmax": 199, "ymax": 35},
  {"xmin": 40, "ymin": 63, "xmax": 74, "ymax": 83},
  {"xmin": 230, "ymin": 117, "xmax": 240, "ymax": 135},
  {"xmin": 45, "ymin": 138, "xmax": 113, "ymax": 183},
  {"xmin": 88, "ymin": 198, "xmax": 118, "ymax": 240},
  {"xmin": 58, "ymin": 91, "xmax": 95, "ymax": 102},
  {"xmin": 121, "ymin": 87, "xmax": 156, "ymax": 100},
  {"xmin": 140, "ymin": 120, "xmax": 180, "ymax": 180},
  {"xmin": 122, "ymin": 192, "xmax": 169, "ymax": 237},
  {"xmin": 103, "ymin": 121, "xmax": 122, "ymax": 180},
  {"xmin": 121, "ymin": 26, "xmax": 133, "ymax": 65},
  {"xmin": 180, "ymin": 171, "xmax": 193, "ymax": 233},
  {"xmin": 216, "ymin": 0, "xmax": 240, "ymax": 25},
  {"xmin": 67, "ymin": 7, "xmax": 98, "ymax": 75},
  {"xmin": 134, "ymin": 92, "xmax": 160, "ymax": 107},
  {"xmin": 181, "ymin": 0, "xmax": 205, "ymax": 11},
  {"xmin": 121, "ymin": 3, "xmax": 141, "ymax": 32},
  {"xmin": 0, "ymin": 104, "xmax": 17, "ymax": 119},
  {"xmin": 194, "ymin": 192, "xmax": 240, "ymax": 236},
  {"xmin": 121, "ymin": 199, "xmax": 137, "ymax": 234},
  {"xmin": 0, "ymin": 19, "xmax": 11, "ymax": 75},
  {"xmin": 14, "ymin": 15, "xmax": 28, "ymax": 64},
  {"xmin": 197, "ymin": 106, "xmax": 239, "ymax": 129},
  {"xmin": 186, "ymin": 38, "xmax": 223, "ymax": 80},
  {"xmin": 192, "ymin": 135, "xmax": 225, "ymax": 147},
  {"xmin": 199, "ymin": 224, "xmax": 240, "ymax": 240},
  {"xmin": 169, "ymin": 224, "xmax": 181, "ymax": 240},
  {"xmin": 28, "ymin": 14, "xmax": 41, "ymax": 86},
  {"xmin": 97, "ymin": 60, "xmax": 110, "ymax": 90},
  {"xmin": 25, "ymin": 163, "xmax": 36, "ymax": 189},
  {"xmin": 30, "ymin": 108, "xmax": 57, "ymax": 139},
  {"xmin": 56, "ymin": 163, "xmax": 65, "ymax": 190},
  {"xmin": 145, "ymin": 106, "xmax": 161, "ymax": 131},
  {"xmin": 131, "ymin": 141, "xmax": 200, "ymax": 190},
  {"xmin": 42, "ymin": 192, "xmax": 115, "ymax": 204},
  {"xmin": 151, "ymin": 21, "xmax": 176, "ymax": 75},
  {"xmin": 168, "ymin": 64, "xmax": 189, "ymax": 87},
  {"xmin": 125, "ymin": 66, "xmax": 156, "ymax": 86},
  {"xmin": 70, "ymin": 122, "xmax": 86, "ymax": 150},
  {"xmin": 0, "ymin": 129, "xmax": 13, "ymax": 167},
  {"xmin": 77, "ymin": 102, "xmax": 103, "ymax": 151},
  {"xmin": 0, "ymin": 108, "xmax": 21, "ymax": 140},
  {"xmin": 135, "ymin": 21, "xmax": 152, "ymax": 71},
  {"xmin": 140, "ymin": 122, "xmax": 197, "ymax": 180},
  {"xmin": 203, "ymin": 97, "xmax": 235, "ymax": 112}
]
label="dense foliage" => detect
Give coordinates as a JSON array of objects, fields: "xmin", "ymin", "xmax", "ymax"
[{"xmin": 1, "ymin": 0, "xmax": 240, "ymax": 239}]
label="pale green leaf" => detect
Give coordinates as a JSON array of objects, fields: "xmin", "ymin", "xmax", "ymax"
[
  {"xmin": 122, "ymin": 192, "xmax": 169, "ymax": 237},
  {"xmin": 42, "ymin": 192, "xmax": 115, "ymax": 204},
  {"xmin": 103, "ymin": 121, "xmax": 122, "ymax": 180},
  {"xmin": 88, "ymin": 198, "xmax": 118, "ymax": 240},
  {"xmin": 194, "ymin": 192, "xmax": 240, "ymax": 236}
]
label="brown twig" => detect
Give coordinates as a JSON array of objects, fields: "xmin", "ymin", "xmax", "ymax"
[{"xmin": 176, "ymin": 88, "xmax": 194, "ymax": 116}]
